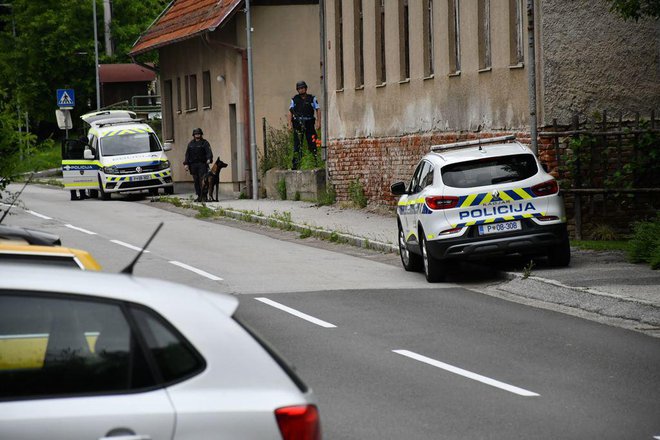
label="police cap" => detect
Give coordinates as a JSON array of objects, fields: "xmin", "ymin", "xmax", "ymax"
[
  {"xmin": 192, "ymin": 128, "xmax": 203, "ymax": 136},
  {"xmin": 296, "ymin": 81, "xmax": 308, "ymax": 90}
]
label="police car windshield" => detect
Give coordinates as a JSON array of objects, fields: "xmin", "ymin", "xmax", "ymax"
[
  {"xmin": 441, "ymin": 153, "xmax": 538, "ymax": 188},
  {"xmin": 100, "ymin": 132, "xmax": 161, "ymax": 156}
]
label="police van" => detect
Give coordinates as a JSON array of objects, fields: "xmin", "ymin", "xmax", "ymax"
[
  {"xmin": 391, "ymin": 135, "xmax": 570, "ymax": 282},
  {"xmin": 61, "ymin": 110, "xmax": 174, "ymax": 200}
]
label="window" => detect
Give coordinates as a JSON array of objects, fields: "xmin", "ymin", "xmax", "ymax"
[
  {"xmin": 423, "ymin": 0, "xmax": 434, "ymax": 77},
  {"xmin": 163, "ymin": 79, "xmax": 174, "ymax": 140},
  {"xmin": 354, "ymin": 0, "xmax": 364, "ymax": 87},
  {"xmin": 131, "ymin": 306, "xmax": 204, "ymax": 384},
  {"xmin": 176, "ymin": 77, "xmax": 182, "ymax": 113},
  {"xmin": 421, "ymin": 165, "xmax": 435, "ymax": 189},
  {"xmin": 185, "ymin": 74, "xmax": 197, "ymax": 110},
  {"xmin": 399, "ymin": 0, "xmax": 410, "ymax": 80},
  {"xmin": 375, "ymin": 0, "xmax": 386, "ymax": 84},
  {"xmin": 441, "ymin": 154, "xmax": 538, "ymax": 188},
  {"xmin": 0, "ymin": 294, "xmax": 155, "ymax": 400},
  {"xmin": 478, "ymin": 0, "xmax": 491, "ymax": 70},
  {"xmin": 202, "ymin": 70, "xmax": 212, "ymax": 108},
  {"xmin": 509, "ymin": 0, "xmax": 524, "ymax": 65},
  {"xmin": 335, "ymin": 0, "xmax": 344, "ymax": 90},
  {"xmin": 409, "ymin": 160, "xmax": 431, "ymax": 193},
  {"xmin": 448, "ymin": 0, "xmax": 461, "ymax": 74}
]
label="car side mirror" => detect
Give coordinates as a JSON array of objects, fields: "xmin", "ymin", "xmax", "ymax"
[
  {"xmin": 163, "ymin": 142, "xmax": 173, "ymax": 151},
  {"xmin": 83, "ymin": 149, "xmax": 94, "ymax": 160},
  {"xmin": 541, "ymin": 163, "xmax": 549, "ymax": 172},
  {"xmin": 390, "ymin": 181, "xmax": 408, "ymax": 196}
]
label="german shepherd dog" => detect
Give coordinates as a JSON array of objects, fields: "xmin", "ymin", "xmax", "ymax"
[{"xmin": 202, "ymin": 157, "xmax": 228, "ymax": 202}]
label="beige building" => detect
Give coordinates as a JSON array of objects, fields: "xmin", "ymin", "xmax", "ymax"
[
  {"xmin": 130, "ymin": 0, "xmax": 320, "ymax": 195},
  {"xmin": 324, "ymin": 0, "xmax": 659, "ymax": 205}
]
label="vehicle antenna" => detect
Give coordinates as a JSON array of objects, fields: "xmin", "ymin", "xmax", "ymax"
[
  {"xmin": 121, "ymin": 222, "xmax": 164, "ymax": 275},
  {"xmin": 0, "ymin": 173, "xmax": 34, "ymax": 224}
]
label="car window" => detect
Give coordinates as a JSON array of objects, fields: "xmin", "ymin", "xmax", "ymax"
[
  {"xmin": 409, "ymin": 161, "xmax": 432, "ymax": 194},
  {"xmin": 420, "ymin": 163, "xmax": 434, "ymax": 189},
  {"xmin": 100, "ymin": 132, "xmax": 161, "ymax": 157},
  {"xmin": 441, "ymin": 153, "xmax": 538, "ymax": 188},
  {"xmin": 0, "ymin": 293, "xmax": 155, "ymax": 400},
  {"xmin": 130, "ymin": 306, "xmax": 205, "ymax": 384}
]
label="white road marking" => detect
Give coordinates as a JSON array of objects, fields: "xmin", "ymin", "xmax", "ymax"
[
  {"xmin": 392, "ymin": 349, "xmax": 540, "ymax": 397},
  {"xmin": 26, "ymin": 210, "xmax": 51, "ymax": 220},
  {"xmin": 65, "ymin": 224, "xmax": 97, "ymax": 235},
  {"xmin": 169, "ymin": 260, "xmax": 223, "ymax": 281},
  {"xmin": 111, "ymin": 240, "xmax": 151, "ymax": 253},
  {"xmin": 255, "ymin": 297, "xmax": 337, "ymax": 328}
]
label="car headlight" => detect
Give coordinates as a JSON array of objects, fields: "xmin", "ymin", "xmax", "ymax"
[
  {"xmin": 158, "ymin": 160, "xmax": 170, "ymax": 170},
  {"xmin": 103, "ymin": 166, "xmax": 119, "ymax": 174}
]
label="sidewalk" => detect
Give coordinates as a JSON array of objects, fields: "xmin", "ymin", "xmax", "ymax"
[{"xmin": 176, "ymin": 189, "xmax": 660, "ymax": 333}]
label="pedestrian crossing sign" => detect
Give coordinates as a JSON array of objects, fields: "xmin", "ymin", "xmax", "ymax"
[{"xmin": 56, "ymin": 89, "xmax": 75, "ymax": 108}]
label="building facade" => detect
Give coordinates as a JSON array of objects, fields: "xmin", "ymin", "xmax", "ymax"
[
  {"xmin": 324, "ymin": 0, "xmax": 659, "ymax": 205},
  {"xmin": 131, "ymin": 0, "xmax": 320, "ymax": 195}
]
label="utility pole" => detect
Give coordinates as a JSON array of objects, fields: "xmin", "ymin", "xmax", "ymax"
[
  {"xmin": 245, "ymin": 0, "xmax": 258, "ymax": 199},
  {"xmin": 92, "ymin": 0, "xmax": 101, "ymax": 110},
  {"xmin": 319, "ymin": 0, "xmax": 328, "ymax": 184},
  {"xmin": 527, "ymin": 0, "xmax": 538, "ymax": 155},
  {"xmin": 103, "ymin": 0, "xmax": 113, "ymax": 57}
]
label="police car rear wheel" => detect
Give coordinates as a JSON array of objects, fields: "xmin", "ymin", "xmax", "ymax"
[
  {"xmin": 398, "ymin": 222, "xmax": 422, "ymax": 272},
  {"xmin": 421, "ymin": 231, "xmax": 446, "ymax": 282},
  {"xmin": 547, "ymin": 234, "xmax": 571, "ymax": 267}
]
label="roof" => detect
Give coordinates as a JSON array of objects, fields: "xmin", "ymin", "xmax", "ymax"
[
  {"xmin": 130, "ymin": 0, "xmax": 243, "ymax": 56},
  {"xmin": 99, "ymin": 63, "xmax": 156, "ymax": 83},
  {"xmin": 428, "ymin": 142, "xmax": 531, "ymax": 165}
]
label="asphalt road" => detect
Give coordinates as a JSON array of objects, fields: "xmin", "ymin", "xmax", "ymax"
[{"xmin": 4, "ymin": 185, "xmax": 660, "ymax": 440}]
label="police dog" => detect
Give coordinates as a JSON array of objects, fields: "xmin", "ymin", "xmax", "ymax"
[{"xmin": 202, "ymin": 157, "xmax": 228, "ymax": 202}]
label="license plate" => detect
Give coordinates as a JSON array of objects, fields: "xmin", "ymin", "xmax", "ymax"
[
  {"xmin": 130, "ymin": 175, "xmax": 150, "ymax": 182},
  {"xmin": 478, "ymin": 220, "xmax": 521, "ymax": 235}
]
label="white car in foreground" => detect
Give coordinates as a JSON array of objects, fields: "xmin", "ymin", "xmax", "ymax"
[
  {"xmin": 391, "ymin": 135, "xmax": 570, "ymax": 282},
  {"xmin": 0, "ymin": 265, "xmax": 320, "ymax": 440}
]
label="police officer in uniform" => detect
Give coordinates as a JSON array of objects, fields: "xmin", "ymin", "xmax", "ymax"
[
  {"xmin": 183, "ymin": 128, "xmax": 213, "ymax": 202},
  {"xmin": 287, "ymin": 80, "xmax": 321, "ymax": 169}
]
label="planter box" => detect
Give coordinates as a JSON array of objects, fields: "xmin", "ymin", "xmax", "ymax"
[{"xmin": 263, "ymin": 168, "xmax": 326, "ymax": 201}]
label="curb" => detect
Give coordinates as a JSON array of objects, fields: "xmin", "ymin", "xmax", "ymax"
[
  {"xmin": 498, "ymin": 271, "xmax": 660, "ymax": 327},
  {"xmin": 216, "ymin": 206, "xmax": 399, "ymax": 254}
]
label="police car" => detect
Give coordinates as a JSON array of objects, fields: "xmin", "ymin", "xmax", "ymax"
[
  {"xmin": 62, "ymin": 111, "xmax": 174, "ymax": 199},
  {"xmin": 391, "ymin": 135, "xmax": 570, "ymax": 282}
]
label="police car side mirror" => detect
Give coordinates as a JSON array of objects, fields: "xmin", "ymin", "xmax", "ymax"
[
  {"xmin": 83, "ymin": 149, "xmax": 94, "ymax": 160},
  {"xmin": 163, "ymin": 142, "xmax": 173, "ymax": 151},
  {"xmin": 390, "ymin": 181, "xmax": 408, "ymax": 196}
]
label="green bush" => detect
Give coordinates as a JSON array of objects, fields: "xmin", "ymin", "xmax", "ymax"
[
  {"xmin": 260, "ymin": 123, "xmax": 293, "ymax": 174},
  {"xmin": 628, "ymin": 216, "xmax": 660, "ymax": 269},
  {"xmin": 348, "ymin": 178, "xmax": 367, "ymax": 208},
  {"xmin": 277, "ymin": 178, "xmax": 287, "ymax": 200},
  {"xmin": 318, "ymin": 184, "xmax": 336, "ymax": 206}
]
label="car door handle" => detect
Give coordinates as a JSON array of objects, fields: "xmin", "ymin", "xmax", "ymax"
[{"xmin": 99, "ymin": 436, "xmax": 151, "ymax": 440}]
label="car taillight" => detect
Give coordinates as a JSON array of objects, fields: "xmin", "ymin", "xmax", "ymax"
[
  {"xmin": 425, "ymin": 196, "xmax": 459, "ymax": 210},
  {"xmin": 275, "ymin": 405, "xmax": 321, "ymax": 440},
  {"xmin": 531, "ymin": 179, "xmax": 559, "ymax": 196}
]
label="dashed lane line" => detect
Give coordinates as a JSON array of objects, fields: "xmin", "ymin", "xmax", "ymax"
[
  {"xmin": 169, "ymin": 261, "xmax": 223, "ymax": 281},
  {"xmin": 110, "ymin": 240, "xmax": 151, "ymax": 253},
  {"xmin": 255, "ymin": 297, "xmax": 337, "ymax": 328},
  {"xmin": 26, "ymin": 210, "xmax": 51, "ymax": 220},
  {"xmin": 392, "ymin": 349, "xmax": 540, "ymax": 397},
  {"xmin": 64, "ymin": 224, "xmax": 97, "ymax": 235}
]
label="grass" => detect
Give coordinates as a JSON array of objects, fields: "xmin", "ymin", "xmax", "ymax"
[
  {"xmin": 571, "ymin": 240, "xmax": 629, "ymax": 252},
  {"xmin": 14, "ymin": 141, "xmax": 61, "ymax": 174}
]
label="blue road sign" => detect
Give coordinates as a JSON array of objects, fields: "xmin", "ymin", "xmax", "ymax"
[{"xmin": 56, "ymin": 89, "xmax": 75, "ymax": 108}]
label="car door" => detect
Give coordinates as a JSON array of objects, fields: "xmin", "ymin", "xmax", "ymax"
[
  {"xmin": 404, "ymin": 160, "xmax": 432, "ymax": 244},
  {"xmin": 0, "ymin": 292, "xmax": 176, "ymax": 440},
  {"xmin": 61, "ymin": 135, "xmax": 98, "ymax": 191}
]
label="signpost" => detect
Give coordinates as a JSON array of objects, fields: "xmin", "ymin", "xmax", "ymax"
[{"xmin": 56, "ymin": 89, "xmax": 75, "ymax": 137}]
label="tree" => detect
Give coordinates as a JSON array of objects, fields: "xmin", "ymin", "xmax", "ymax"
[
  {"xmin": 608, "ymin": 0, "xmax": 660, "ymax": 20},
  {"xmin": 0, "ymin": 0, "xmax": 166, "ymax": 140}
]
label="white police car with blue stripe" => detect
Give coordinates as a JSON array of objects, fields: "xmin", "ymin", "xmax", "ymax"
[{"xmin": 391, "ymin": 135, "xmax": 570, "ymax": 282}]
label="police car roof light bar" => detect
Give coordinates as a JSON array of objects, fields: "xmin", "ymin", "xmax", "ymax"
[
  {"xmin": 96, "ymin": 118, "xmax": 146, "ymax": 128},
  {"xmin": 430, "ymin": 135, "xmax": 516, "ymax": 152}
]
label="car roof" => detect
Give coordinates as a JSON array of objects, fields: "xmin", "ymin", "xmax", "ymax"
[
  {"xmin": 426, "ymin": 141, "xmax": 533, "ymax": 166},
  {"xmin": 0, "ymin": 243, "xmax": 101, "ymax": 270},
  {"xmin": 81, "ymin": 110, "xmax": 137, "ymax": 125},
  {"xmin": 0, "ymin": 264, "xmax": 238, "ymax": 316},
  {"xmin": 0, "ymin": 225, "xmax": 61, "ymax": 246}
]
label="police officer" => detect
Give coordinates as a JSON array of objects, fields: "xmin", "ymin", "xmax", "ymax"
[
  {"xmin": 287, "ymin": 80, "xmax": 321, "ymax": 169},
  {"xmin": 183, "ymin": 128, "xmax": 213, "ymax": 202}
]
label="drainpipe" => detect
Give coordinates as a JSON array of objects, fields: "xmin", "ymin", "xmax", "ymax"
[
  {"xmin": 203, "ymin": 34, "xmax": 252, "ymax": 198},
  {"xmin": 319, "ymin": 0, "xmax": 328, "ymax": 184},
  {"xmin": 527, "ymin": 0, "xmax": 538, "ymax": 155},
  {"xmin": 245, "ymin": 0, "xmax": 259, "ymax": 200}
]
